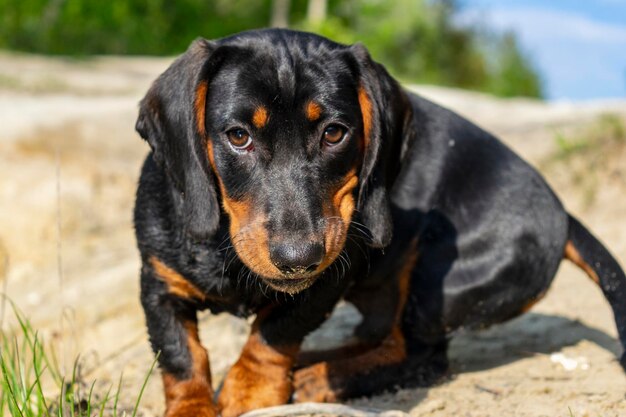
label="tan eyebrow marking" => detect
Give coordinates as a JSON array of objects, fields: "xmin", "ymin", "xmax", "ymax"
[
  {"xmin": 305, "ymin": 101, "xmax": 323, "ymax": 121},
  {"xmin": 252, "ymin": 106, "xmax": 269, "ymax": 129}
]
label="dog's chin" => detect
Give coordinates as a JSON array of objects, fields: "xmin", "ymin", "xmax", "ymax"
[{"xmin": 262, "ymin": 275, "xmax": 317, "ymax": 294}]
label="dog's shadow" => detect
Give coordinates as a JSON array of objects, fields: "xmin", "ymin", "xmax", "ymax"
[
  {"xmin": 305, "ymin": 304, "xmax": 620, "ymax": 413},
  {"xmin": 448, "ymin": 312, "xmax": 620, "ymax": 373},
  {"xmin": 307, "ymin": 304, "xmax": 621, "ymax": 370}
]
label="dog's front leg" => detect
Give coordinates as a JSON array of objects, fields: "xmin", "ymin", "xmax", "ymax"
[
  {"xmin": 218, "ymin": 279, "xmax": 349, "ymax": 417},
  {"xmin": 141, "ymin": 258, "xmax": 216, "ymax": 417},
  {"xmin": 217, "ymin": 308, "xmax": 298, "ymax": 417}
]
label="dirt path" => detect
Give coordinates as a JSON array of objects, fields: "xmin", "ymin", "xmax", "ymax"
[{"xmin": 1, "ymin": 52, "xmax": 625, "ymax": 416}]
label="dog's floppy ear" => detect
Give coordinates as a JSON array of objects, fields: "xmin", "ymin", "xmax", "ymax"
[
  {"xmin": 349, "ymin": 43, "xmax": 409, "ymax": 248},
  {"xmin": 136, "ymin": 38, "xmax": 226, "ymax": 240}
]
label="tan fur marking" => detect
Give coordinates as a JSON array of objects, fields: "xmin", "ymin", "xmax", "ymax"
[
  {"xmin": 222, "ymin": 196, "xmax": 281, "ymax": 279},
  {"xmin": 564, "ymin": 240, "xmax": 600, "ymax": 285},
  {"xmin": 319, "ymin": 171, "xmax": 358, "ymax": 272},
  {"xmin": 293, "ymin": 326, "xmax": 407, "ymax": 403},
  {"xmin": 218, "ymin": 311, "xmax": 298, "ymax": 417},
  {"xmin": 206, "ymin": 139, "xmax": 217, "ymax": 172},
  {"xmin": 332, "ymin": 172, "xmax": 358, "ymax": 217},
  {"xmin": 358, "ymin": 86, "xmax": 373, "ymax": 149},
  {"xmin": 162, "ymin": 321, "xmax": 216, "ymax": 417},
  {"xmin": 252, "ymin": 106, "xmax": 269, "ymax": 129},
  {"xmin": 150, "ymin": 257, "xmax": 206, "ymax": 301},
  {"xmin": 305, "ymin": 101, "xmax": 323, "ymax": 121},
  {"xmin": 221, "ymin": 195, "xmax": 251, "ymax": 238},
  {"xmin": 195, "ymin": 81, "xmax": 208, "ymax": 137}
]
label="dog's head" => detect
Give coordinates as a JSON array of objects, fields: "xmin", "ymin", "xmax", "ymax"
[{"xmin": 136, "ymin": 29, "xmax": 409, "ymax": 293}]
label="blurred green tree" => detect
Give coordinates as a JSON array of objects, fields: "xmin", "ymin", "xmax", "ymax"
[{"xmin": 0, "ymin": 0, "xmax": 543, "ymax": 98}]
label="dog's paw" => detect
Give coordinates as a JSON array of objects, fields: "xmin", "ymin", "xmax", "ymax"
[
  {"xmin": 293, "ymin": 362, "xmax": 340, "ymax": 403},
  {"xmin": 164, "ymin": 400, "xmax": 217, "ymax": 417},
  {"xmin": 217, "ymin": 359, "xmax": 292, "ymax": 417}
]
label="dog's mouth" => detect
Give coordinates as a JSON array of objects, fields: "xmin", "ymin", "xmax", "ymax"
[{"xmin": 262, "ymin": 275, "xmax": 317, "ymax": 294}]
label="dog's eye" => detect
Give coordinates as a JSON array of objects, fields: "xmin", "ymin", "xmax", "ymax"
[
  {"xmin": 322, "ymin": 125, "xmax": 347, "ymax": 146},
  {"xmin": 226, "ymin": 128, "xmax": 253, "ymax": 151}
]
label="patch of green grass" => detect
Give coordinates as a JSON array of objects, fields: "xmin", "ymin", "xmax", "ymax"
[
  {"xmin": 0, "ymin": 300, "xmax": 157, "ymax": 417},
  {"xmin": 553, "ymin": 131, "xmax": 591, "ymax": 161},
  {"xmin": 553, "ymin": 113, "xmax": 625, "ymax": 161},
  {"xmin": 544, "ymin": 113, "xmax": 626, "ymax": 207}
]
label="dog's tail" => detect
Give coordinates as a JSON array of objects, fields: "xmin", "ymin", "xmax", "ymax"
[{"xmin": 564, "ymin": 214, "xmax": 626, "ymax": 370}]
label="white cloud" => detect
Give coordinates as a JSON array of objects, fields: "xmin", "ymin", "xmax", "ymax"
[
  {"xmin": 457, "ymin": 5, "xmax": 626, "ymax": 99},
  {"xmin": 461, "ymin": 6, "xmax": 626, "ymax": 44}
]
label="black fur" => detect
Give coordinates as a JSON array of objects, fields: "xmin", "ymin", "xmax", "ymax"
[{"xmin": 134, "ymin": 29, "xmax": 626, "ymax": 405}]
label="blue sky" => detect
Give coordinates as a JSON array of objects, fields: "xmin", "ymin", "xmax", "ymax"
[{"xmin": 460, "ymin": 0, "xmax": 626, "ymax": 100}]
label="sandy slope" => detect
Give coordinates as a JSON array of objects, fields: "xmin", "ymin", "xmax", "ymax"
[{"xmin": 0, "ymin": 52, "xmax": 625, "ymax": 416}]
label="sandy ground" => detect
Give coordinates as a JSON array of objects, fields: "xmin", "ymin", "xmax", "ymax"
[{"xmin": 1, "ymin": 51, "xmax": 625, "ymax": 417}]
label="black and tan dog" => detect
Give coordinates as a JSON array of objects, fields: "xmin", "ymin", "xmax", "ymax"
[{"xmin": 134, "ymin": 29, "xmax": 626, "ymax": 417}]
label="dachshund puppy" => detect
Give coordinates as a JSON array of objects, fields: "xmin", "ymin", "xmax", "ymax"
[{"xmin": 134, "ymin": 29, "xmax": 626, "ymax": 417}]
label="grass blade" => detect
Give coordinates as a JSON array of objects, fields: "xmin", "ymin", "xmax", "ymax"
[{"xmin": 131, "ymin": 353, "xmax": 159, "ymax": 417}]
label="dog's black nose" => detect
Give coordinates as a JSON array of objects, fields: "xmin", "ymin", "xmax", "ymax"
[{"xmin": 270, "ymin": 241, "xmax": 324, "ymax": 274}]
